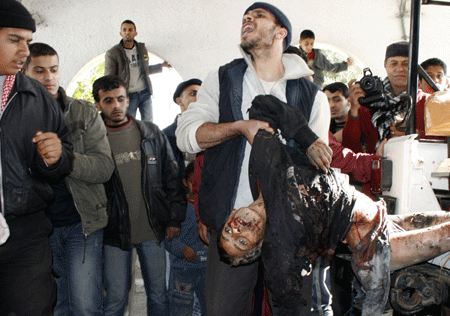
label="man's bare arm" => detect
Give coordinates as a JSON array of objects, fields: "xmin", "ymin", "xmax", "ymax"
[{"xmin": 196, "ymin": 120, "xmax": 274, "ymax": 149}]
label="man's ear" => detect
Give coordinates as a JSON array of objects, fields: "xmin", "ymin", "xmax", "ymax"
[
  {"xmin": 175, "ymin": 97, "xmax": 182, "ymax": 106},
  {"xmin": 182, "ymin": 178, "xmax": 187, "ymax": 187},
  {"xmin": 276, "ymin": 27, "xmax": 287, "ymax": 41},
  {"xmin": 95, "ymin": 102, "xmax": 101, "ymax": 112}
]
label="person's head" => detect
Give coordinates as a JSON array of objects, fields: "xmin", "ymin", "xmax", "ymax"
[
  {"xmin": 173, "ymin": 78, "xmax": 202, "ymax": 113},
  {"xmin": 0, "ymin": 0, "xmax": 36, "ymax": 76},
  {"xmin": 241, "ymin": 2, "xmax": 292, "ymax": 54},
  {"xmin": 323, "ymin": 82, "xmax": 350, "ymax": 123},
  {"xmin": 93, "ymin": 75, "xmax": 129, "ymax": 126},
  {"xmin": 218, "ymin": 196, "xmax": 266, "ymax": 266},
  {"xmin": 22, "ymin": 43, "xmax": 60, "ymax": 97},
  {"xmin": 418, "ymin": 58, "xmax": 448, "ymax": 91},
  {"xmin": 120, "ymin": 20, "xmax": 137, "ymax": 44},
  {"xmin": 384, "ymin": 41, "xmax": 409, "ymax": 94},
  {"xmin": 183, "ymin": 161, "xmax": 195, "ymax": 196},
  {"xmin": 299, "ymin": 29, "xmax": 315, "ymax": 54}
]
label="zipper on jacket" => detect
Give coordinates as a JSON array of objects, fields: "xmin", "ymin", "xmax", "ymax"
[
  {"xmin": 0, "ymin": 92, "xmax": 18, "ymax": 216},
  {"xmin": 141, "ymin": 139, "xmax": 159, "ymax": 243}
]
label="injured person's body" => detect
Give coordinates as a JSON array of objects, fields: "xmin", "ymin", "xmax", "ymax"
[{"xmin": 218, "ymin": 96, "xmax": 450, "ymax": 316}]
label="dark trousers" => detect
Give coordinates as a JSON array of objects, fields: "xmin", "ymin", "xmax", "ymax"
[
  {"xmin": 206, "ymin": 229, "xmax": 259, "ymax": 316},
  {"xmin": 0, "ymin": 212, "xmax": 56, "ymax": 316}
]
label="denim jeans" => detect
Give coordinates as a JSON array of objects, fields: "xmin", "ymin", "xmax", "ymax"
[
  {"xmin": 312, "ymin": 257, "xmax": 333, "ymax": 316},
  {"xmin": 128, "ymin": 89, "xmax": 153, "ymax": 122},
  {"xmin": 103, "ymin": 240, "xmax": 168, "ymax": 316},
  {"xmin": 49, "ymin": 222, "xmax": 103, "ymax": 316},
  {"xmin": 167, "ymin": 266, "xmax": 206, "ymax": 316}
]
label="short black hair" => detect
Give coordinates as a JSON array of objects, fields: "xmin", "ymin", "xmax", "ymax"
[
  {"xmin": 217, "ymin": 222, "xmax": 263, "ymax": 266},
  {"xmin": 323, "ymin": 82, "xmax": 349, "ymax": 98},
  {"xmin": 185, "ymin": 161, "xmax": 195, "ymax": 181},
  {"xmin": 121, "ymin": 20, "xmax": 136, "ymax": 30},
  {"xmin": 300, "ymin": 29, "xmax": 315, "ymax": 40},
  {"xmin": 92, "ymin": 75, "xmax": 127, "ymax": 102},
  {"xmin": 419, "ymin": 58, "xmax": 447, "ymax": 80},
  {"xmin": 23, "ymin": 42, "xmax": 58, "ymax": 70}
]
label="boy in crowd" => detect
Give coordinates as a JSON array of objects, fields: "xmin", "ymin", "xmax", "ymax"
[
  {"xmin": 22, "ymin": 42, "xmax": 114, "ymax": 315},
  {"xmin": 418, "ymin": 57, "xmax": 448, "ymax": 93},
  {"xmin": 323, "ymin": 82, "xmax": 350, "ymax": 142},
  {"xmin": 165, "ymin": 162, "xmax": 208, "ymax": 315},
  {"xmin": 94, "ymin": 75, "xmax": 186, "ymax": 315},
  {"xmin": 299, "ymin": 30, "xmax": 354, "ymax": 88},
  {"xmin": 0, "ymin": 1, "xmax": 74, "ymax": 315}
]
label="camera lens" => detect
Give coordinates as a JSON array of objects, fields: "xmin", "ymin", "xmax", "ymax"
[{"xmin": 363, "ymin": 79, "xmax": 373, "ymax": 89}]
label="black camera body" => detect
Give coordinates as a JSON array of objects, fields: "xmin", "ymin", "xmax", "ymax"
[{"xmin": 358, "ymin": 68, "xmax": 386, "ymax": 106}]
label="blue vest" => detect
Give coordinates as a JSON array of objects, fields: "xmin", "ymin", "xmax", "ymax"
[{"xmin": 199, "ymin": 58, "xmax": 319, "ymax": 230}]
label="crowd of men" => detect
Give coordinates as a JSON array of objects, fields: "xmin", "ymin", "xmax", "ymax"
[{"xmin": 1, "ymin": 0, "xmax": 450, "ymax": 316}]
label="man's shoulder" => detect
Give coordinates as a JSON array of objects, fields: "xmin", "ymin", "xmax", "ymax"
[
  {"xmin": 219, "ymin": 58, "xmax": 246, "ymax": 72},
  {"xmin": 106, "ymin": 42, "xmax": 123, "ymax": 55}
]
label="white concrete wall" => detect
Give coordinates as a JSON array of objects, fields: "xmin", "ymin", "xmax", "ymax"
[{"xmin": 21, "ymin": 0, "xmax": 450, "ymax": 89}]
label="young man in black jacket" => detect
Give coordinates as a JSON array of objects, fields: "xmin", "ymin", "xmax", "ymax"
[
  {"xmin": 0, "ymin": 1, "xmax": 74, "ymax": 315},
  {"xmin": 94, "ymin": 75, "xmax": 185, "ymax": 315}
]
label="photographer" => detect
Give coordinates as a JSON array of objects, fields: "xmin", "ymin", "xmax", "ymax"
[{"xmin": 342, "ymin": 42, "xmax": 428, "ymax": 154}]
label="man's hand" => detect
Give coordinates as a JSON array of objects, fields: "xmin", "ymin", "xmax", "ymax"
[
  {"xmin": 32, "ymin": 131, "xmax": 62, "ymax": 167},
  {"xmin": 166, "ymin": 227, "xmax": 180, "ymax": 241},
  {"xmin": 376, "ymin": 138, "xmax": 387, "ymax": 157},
  {"xmin": 306, "ymin": 138, "xmax": 332, "ymax": 173},
  {"xmin": 348, "ymin": 79, "xmax": 364, "ymax": 117},
  {"xmin": 390, "ymin": 117, "xmax": 406, "ymax": 138},
  {"xmin": 347, "ymin": 57, "xmax": 355, "ymax": 66},
  {"xmin": 239, "ymin": 119, "xmax": 274, "ymax": 146},
  {"xmin": 162, "ymin": 61, "xmax": 172, "ymax": 69},
  {"xmin": 198, "ymin": 221, "xmax": 209, "ymax": 245},
  {"xmin": 183, "ymin": 246, "xmax": 197, "ymax": 262}
]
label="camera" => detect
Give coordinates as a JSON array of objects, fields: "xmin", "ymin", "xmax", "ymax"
[{"xmin": 358, "ymin": 68, "xmax": 386, "ymax": 107}]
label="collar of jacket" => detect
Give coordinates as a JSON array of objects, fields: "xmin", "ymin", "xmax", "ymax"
[
  {"xmin": 14, "ymin": 71, "xmax": 38, "ymax": 96},
  {"xmin": 119, "ymin": 39, "xmax": 138, "ymax": 50}
]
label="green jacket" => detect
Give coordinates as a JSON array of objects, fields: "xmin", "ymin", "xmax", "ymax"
[{"xmin": 60, "ymin": 87, "xmax": 114, "ymax": 236}]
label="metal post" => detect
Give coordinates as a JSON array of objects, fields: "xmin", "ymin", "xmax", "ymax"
[{"xmin": 406, "ymin": 0, "xmax": 421, "ymax": 135}]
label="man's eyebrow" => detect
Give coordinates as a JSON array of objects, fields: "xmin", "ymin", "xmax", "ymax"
[{"xmin": 8, "ymin": 34, "xmax": 31, "ymax": 42}]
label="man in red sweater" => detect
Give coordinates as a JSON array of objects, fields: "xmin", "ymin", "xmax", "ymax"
[{"xmin": 343, "ymin": 42, "xmax": 428, "ymax": 154}]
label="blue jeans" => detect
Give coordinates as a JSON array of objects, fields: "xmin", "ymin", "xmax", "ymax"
[
  {"xmin": 128, "ymin": 89, "xmax": 153, "ymax": 122},
  {"xmin": 49, "ymin": 222, "xmax": 103, "ymax": 316},
  {"xmin": 103, "ymin": 240, "xmax": 168, "ymax": 316},
  {"xmin": 312, "ymin": 257, "xmax": 333, "ymax": 316},
  {"xmin": 167, "ymin": 266, "xmax": 206, "ymax": 316}
]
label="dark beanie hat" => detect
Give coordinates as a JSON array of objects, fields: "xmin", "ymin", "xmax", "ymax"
[
  {"xmin": 173, "ymin": 79, "xmax": 202, "ymax": 102},
  {"xmin": 244, "ymin": 2, "xmax": 292, "ymax": 50},
  {"xmin": 0, "ymin": 0, "xmax": 36, "ymax": 32},
  {"xmin": 385, "ymin": 41, "xmax": 409, "ymax": 60}
]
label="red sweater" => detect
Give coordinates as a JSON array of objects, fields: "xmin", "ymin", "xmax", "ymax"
[{"xmin": 342, "ymin": 91, "xmax": 430, "ymax": 154}]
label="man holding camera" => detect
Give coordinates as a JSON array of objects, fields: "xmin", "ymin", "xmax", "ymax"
[{"xmin": 342, "ymin": 41, "xmax": 428, "ymax": 154}]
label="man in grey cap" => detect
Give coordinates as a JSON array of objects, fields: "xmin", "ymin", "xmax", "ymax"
[
  {"xmin": 176, "ymin": 2, "xmax": 331, "ymax": 315},
  {"xmin": 0, "ymin": 1, "xmax": 74, "ymax": 315}
]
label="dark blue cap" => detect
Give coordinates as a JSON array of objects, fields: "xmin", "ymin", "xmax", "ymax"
[
  {"xmin": 244, "ymin": 2, "xmax": 292, "ymax": 51},
  {"xmin": 173, "ymin": 79, "xmax": 202, "ymax": 102}
]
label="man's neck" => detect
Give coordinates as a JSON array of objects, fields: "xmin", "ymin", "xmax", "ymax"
[
  {"xmin": 123, "ymin": 40, "xmax": 135, "ymax": 49},
  {"xmin": 250, "ymin": 48, "xmax": 285, "ymax": 82},
  {"xmin": 392, "ymin": 84, "xmax": 407, "ymax": 95}
]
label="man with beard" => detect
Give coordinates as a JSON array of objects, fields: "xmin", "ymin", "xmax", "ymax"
[{"xmin": 176, "ymin": 2, "xmax": 331, "ymax": 315}]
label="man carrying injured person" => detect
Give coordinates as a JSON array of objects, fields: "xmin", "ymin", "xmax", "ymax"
[{"xmin": 218, "ymin": 94, "xmax": 450, "ymax": 316}]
